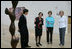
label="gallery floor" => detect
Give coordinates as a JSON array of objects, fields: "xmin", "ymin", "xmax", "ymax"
[{"xmin": 1, "ymin": 24, "xmax": 71, "ymax": 48}]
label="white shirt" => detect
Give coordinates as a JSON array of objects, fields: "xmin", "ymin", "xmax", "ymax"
[
  {"xmin": 23, "ymin": 14, "xmax": 27, "ymax": 20},
  {"xmin": 23, "ymin": 14, "xmax": 26, "ymax": 17},
  {"xmin": 59, "ymin": 16, "xmax": 67, "ymax": 28}
]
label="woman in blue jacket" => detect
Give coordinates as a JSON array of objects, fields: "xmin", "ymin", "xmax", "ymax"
[{"xmin": 46, "ymin": 11, "xmax": 54, "ymax": 44}]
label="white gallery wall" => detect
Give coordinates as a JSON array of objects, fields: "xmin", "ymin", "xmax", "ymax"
[{"xmin": 1, "ymin": 1, "xmax": 71, "ymax": 34}]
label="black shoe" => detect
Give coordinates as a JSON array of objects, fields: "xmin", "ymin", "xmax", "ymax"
[
  {"xmin": 59, "ymin": 43, "xmax": 61, "ymax": 45},
  {"xmin": 62, "ymin": 44, "xmax": 64, "ymax": 46},
  {"xmin": 36, "ymin": 43, "xmax": 39, "ymax": 47},
  {"xmin": 38, "ymin": 43, "xmax": 42, "ymax": 46},
  {"xmin": 50, "ymin": 42, "xmax": 52, "ymax": 44},
  {"xmin": 47, "ymin": 42, "xmax": 49, "ymax": 44},
  {"xmin": 25, "ymin": 45, "xmax": 31, "ymax": 48},
  {"xmin": 59, "ymin": 44, "xmax": 63, "ymax": 46}
]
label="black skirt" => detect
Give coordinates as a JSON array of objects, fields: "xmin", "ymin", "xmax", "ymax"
[{"xmin": 35, "ymin": 28, "xmax": 42, "ymax": 36}]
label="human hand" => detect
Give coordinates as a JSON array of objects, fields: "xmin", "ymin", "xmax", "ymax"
[
  {"xmin": 39, "ymin": 22, "xmax": 42, "ymax": 24},
  {"xmin": 46, "ymin": 28, "xmax": 48, "ymax": 31},
  {"xmin": 47, "ymin": 21, "xmax": 51, "ymax": 24}
]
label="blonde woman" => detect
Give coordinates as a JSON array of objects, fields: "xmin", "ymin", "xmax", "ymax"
[{"xmin": 59, "ymin": 11, "xmax": 67, "ymax": 46}]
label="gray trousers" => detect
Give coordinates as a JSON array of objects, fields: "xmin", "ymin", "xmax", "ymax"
[{"xmin": 59, "ymin": 27, "xmax": 66, "ymax": 45}]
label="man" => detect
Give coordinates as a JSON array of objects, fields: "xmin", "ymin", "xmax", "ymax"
[{"xmin": 18, "ymin": 9, "xmax": 31, "ymax": 48}]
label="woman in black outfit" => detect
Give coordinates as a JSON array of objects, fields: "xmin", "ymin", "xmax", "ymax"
[{"xmin": 34, "ymin": 12, "xmax": 43, "ymax": 47}]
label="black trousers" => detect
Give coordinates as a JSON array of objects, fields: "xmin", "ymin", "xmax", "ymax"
[
  {"xmin": 20, "ymin": 32, "xmax": 29, "ymax": 48},
  {"xmin": 46, "ymin": 27, "xmax": 53, "ymax": 43}
]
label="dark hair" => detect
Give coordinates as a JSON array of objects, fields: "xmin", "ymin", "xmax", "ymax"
[
  {"xmin": 23, "ymin": 9, "xmax": 28, "ymax": 14},
  {"xmin": 38, "ymin": 12, "xmax": 43, "ymax": 16},
  {"xmin": 48, "ymin": 11, "xmax": 52, "ymax": 15}
]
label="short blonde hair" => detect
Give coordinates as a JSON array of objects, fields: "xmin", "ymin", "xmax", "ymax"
[{"xmin": 59, "ymin": 10, "xmax": 64, "ymax": 15}]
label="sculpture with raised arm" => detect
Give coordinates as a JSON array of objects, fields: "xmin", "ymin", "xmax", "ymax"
[{"xmin": 5, "ymin": 1, "xmax": 19, "ymax": 48}]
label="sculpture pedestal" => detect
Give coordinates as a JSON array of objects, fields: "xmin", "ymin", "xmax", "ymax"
[{"xmin": 11, "ymin": 35, "xmax": 19, "ymax": 48}]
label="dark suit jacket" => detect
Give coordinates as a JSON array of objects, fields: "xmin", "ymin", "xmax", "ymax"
[
  {"xmin": 34, "ymin": 17, "xmax": 43, "ymax": 29},
  {"xmin": 18, "ymin": 14, "xmax": 28, "ymax": 34}
]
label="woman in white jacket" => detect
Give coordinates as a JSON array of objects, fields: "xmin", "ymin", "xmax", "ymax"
[{"xmin": 59, "ymin": 11, "xmax": 67, "ymax": 46}]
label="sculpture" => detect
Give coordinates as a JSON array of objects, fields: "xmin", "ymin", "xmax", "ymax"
[{"xmin": 5, "ymin": 1, "xmax": 19, "ymax": 48}]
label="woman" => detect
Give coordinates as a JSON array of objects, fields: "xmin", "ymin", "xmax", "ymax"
[
  {"xmin": 59, "ymin": 11, "xmax": 67, "ymax": 46},
  {"xmin": 34, "ymin": 12, "xmax": 44, "ymax": 47},
  {"xmin": 45, "ymin": 11, "xmax": 54, "ymax": 44}
]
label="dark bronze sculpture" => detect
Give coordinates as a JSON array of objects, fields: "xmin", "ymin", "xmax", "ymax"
[{"xmin": 5, "ymin": 1, "xmax": 19, "ymax": 48}]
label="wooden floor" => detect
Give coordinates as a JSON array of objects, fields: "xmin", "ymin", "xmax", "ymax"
[{"xmin": 1, "ymin": 24, "xmax": 71, "ymax": 48}]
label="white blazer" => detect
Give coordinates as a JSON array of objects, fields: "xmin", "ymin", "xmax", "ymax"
[{"xmin": 59, "ymin": 16, "xmax": 67, "ymax": 28}]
